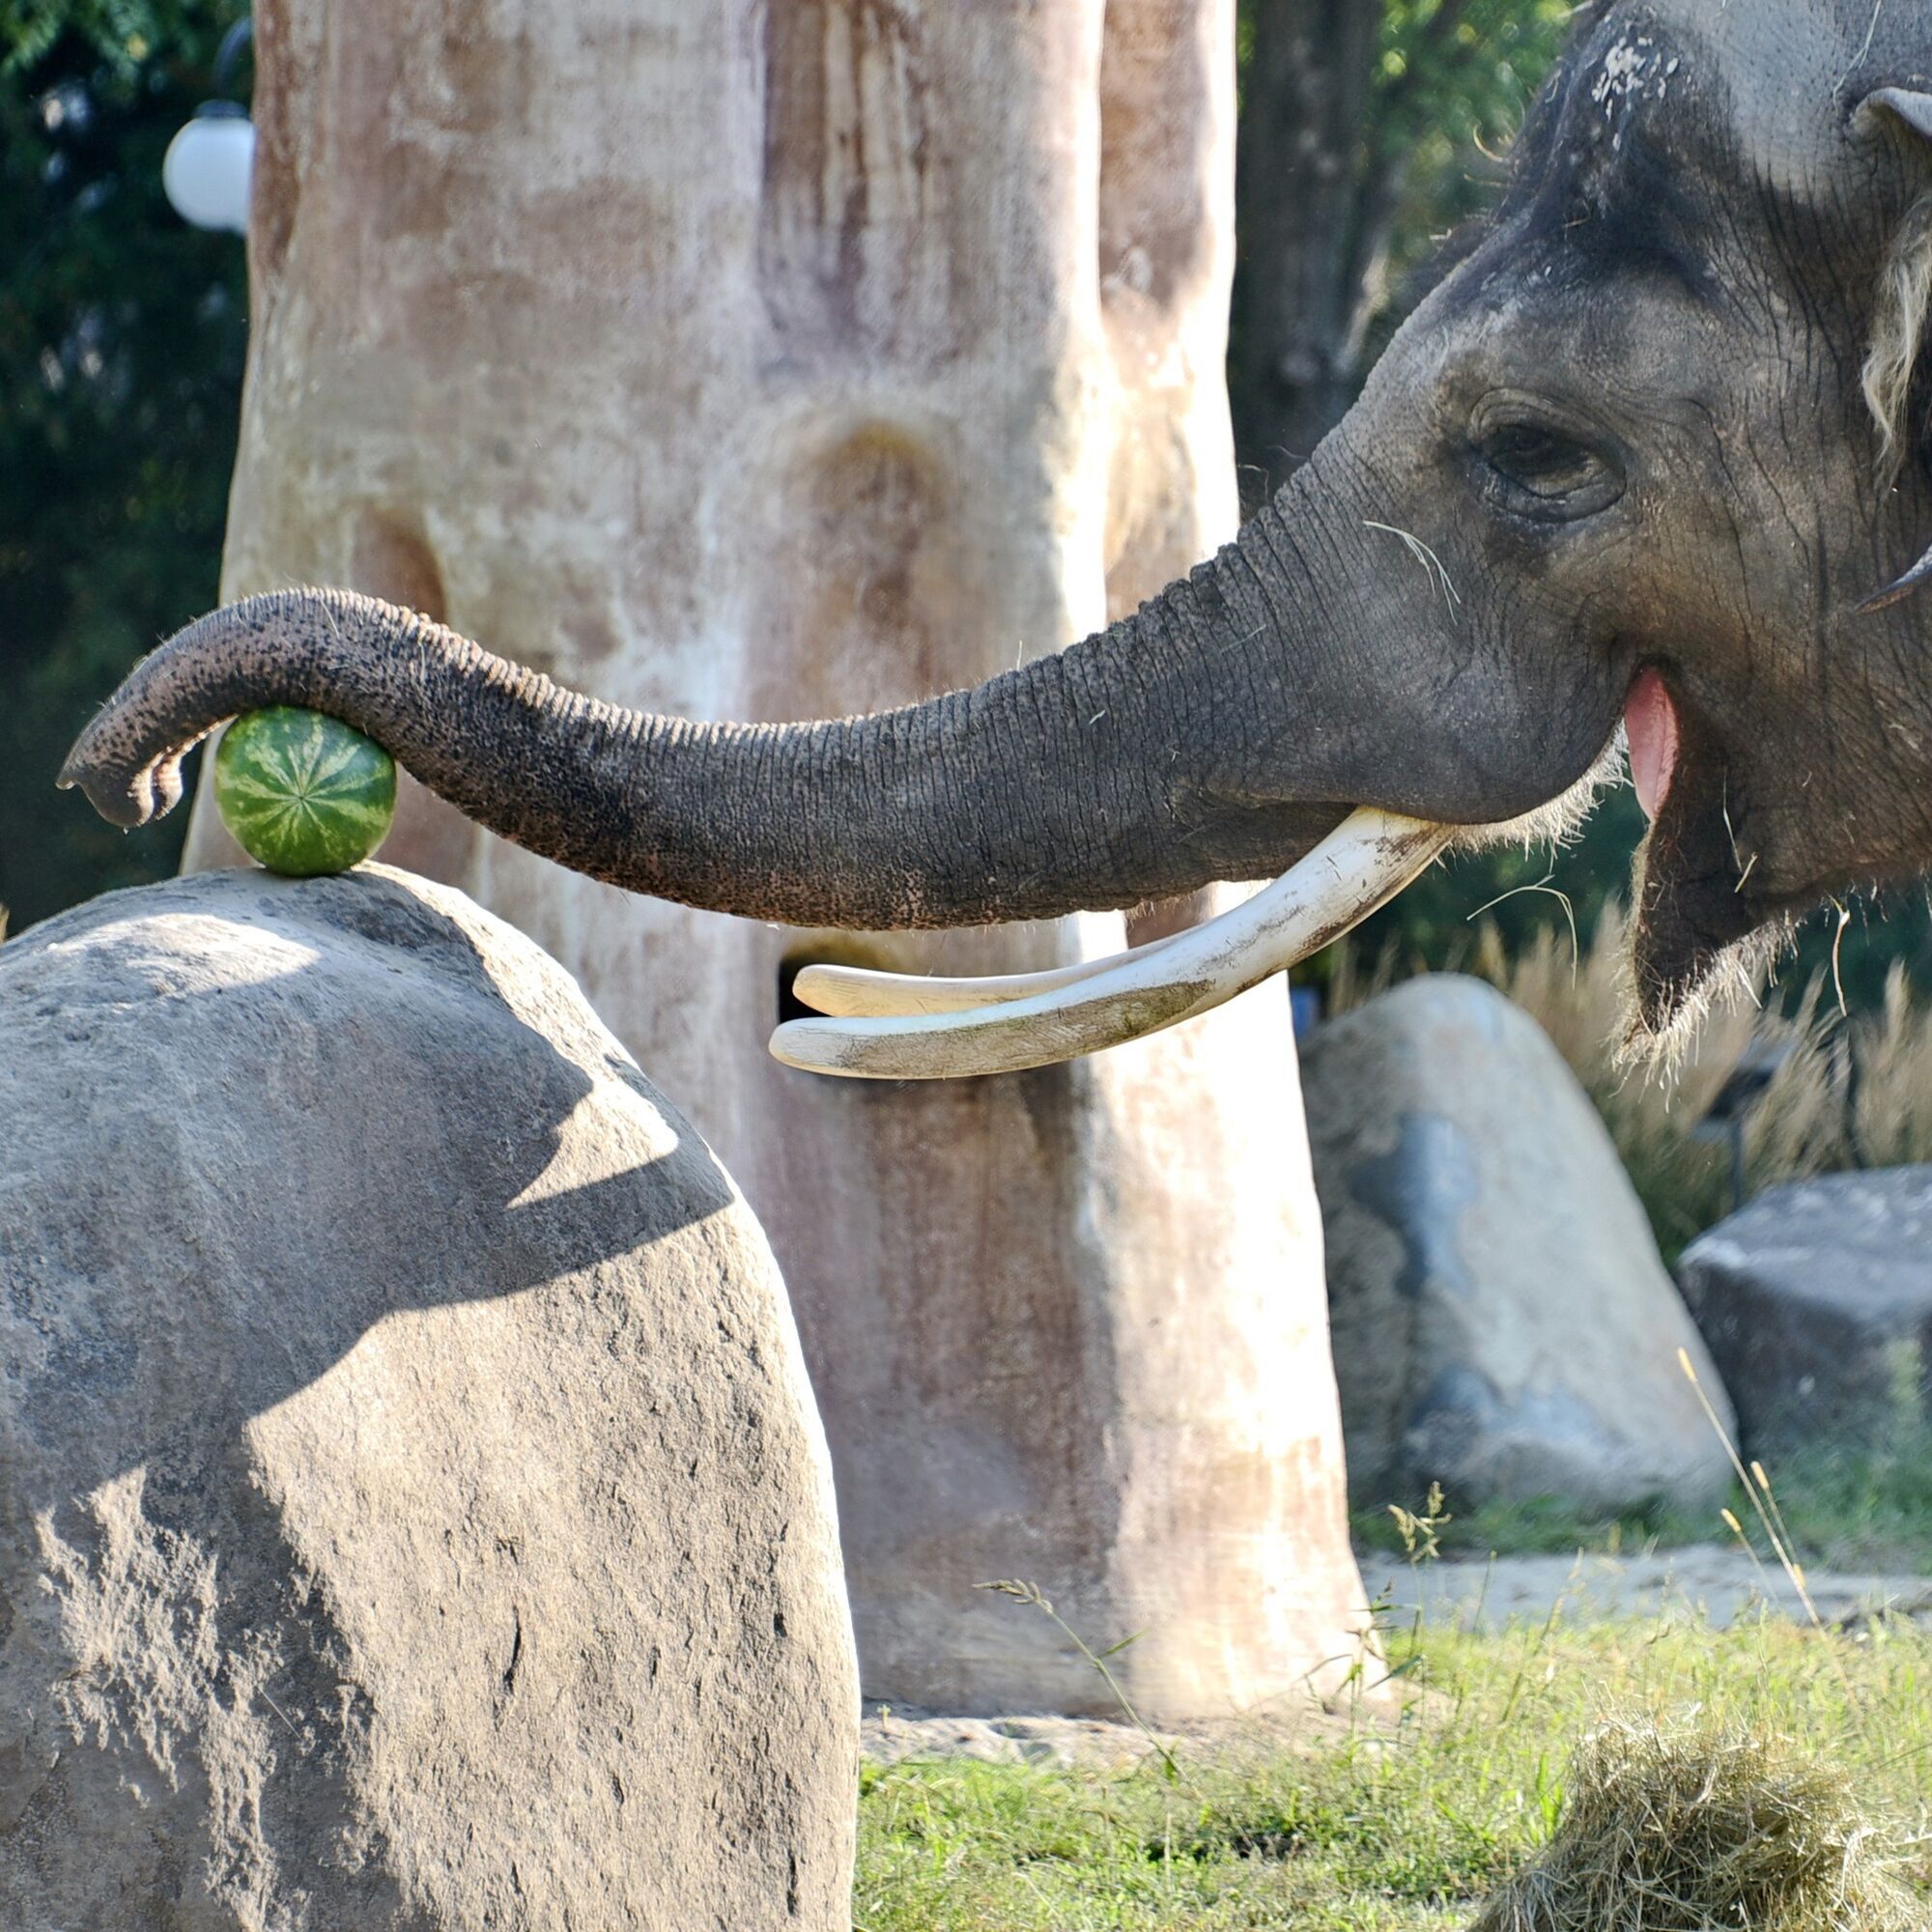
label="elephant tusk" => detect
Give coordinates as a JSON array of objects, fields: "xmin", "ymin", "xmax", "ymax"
[
  {"xmin": 790, "ymin": 930, "xmax": 1190, "ymax": 1017},
  {"xmin": 768, "ymin": 808, "xmax": 1453, "ymax": 1079},
  {"xmin": 1857, "ymin": 537, "xmax": 1932, "ymax": 615}
]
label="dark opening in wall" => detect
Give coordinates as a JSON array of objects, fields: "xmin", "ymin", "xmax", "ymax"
[
  {"xmin": 778, "ymin": 944, "xmax": 895, "ymax": 1028},
  {"xmin": 776, "ymin": 956, "xmax": 817, "ymax": 1027}
]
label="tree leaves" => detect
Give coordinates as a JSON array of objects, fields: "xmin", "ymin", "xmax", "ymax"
[
  {"xmin": 1, "ymin": 0, "xmax": 238, "ymax": 76},
  {"xmin": 0, "ymin": 5, "xmax": 245, "ymax": 927}
]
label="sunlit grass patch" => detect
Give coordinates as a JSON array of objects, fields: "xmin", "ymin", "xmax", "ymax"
[{"xmin": 855, "ymin": 1613, "xmax": 1932, "ymax": 1931}]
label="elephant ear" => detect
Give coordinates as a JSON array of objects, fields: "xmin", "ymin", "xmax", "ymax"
[
  {"xmin": 1859, "ymin": 87, "xmax": 1932, "ymax": 145},
  {"xmin": 1856, "ymin": 86, "xmax": 1932, "ymax": 613}
]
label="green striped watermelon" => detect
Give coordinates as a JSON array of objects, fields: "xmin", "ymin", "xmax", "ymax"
[{"xmin": 213, "ymin": 706, "xmax": 397, "ymax": 876}]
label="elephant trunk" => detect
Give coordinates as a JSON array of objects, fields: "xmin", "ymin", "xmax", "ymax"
[{"xmin": 59, "ymin": 583, "xmax": 1289, "ymax": 930}]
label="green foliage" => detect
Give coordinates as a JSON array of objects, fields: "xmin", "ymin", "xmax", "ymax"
[
  {"xmin": 1744, "ymin": 1377, "xmax": 1932, "ymax": 1576},
  {"xmin": 856, "ymin": 1612, "xmax": 1932, "ymax": 1929},
  {"xmin": 1305, "ymin": 790, "xmax": 1932, "ymax": 1033},
  {"xmin": 0, "ymin": 0, "xmax": 226, "ymax": 74},
  {"xmin": 1355, "ymin": 1395, "xmax": 1932, "ymax": 1575},
  {"xmin": 1375, "ymin": 1, "xmax": 1577, "ymax": 271},
  {"xmin": 1327, "ymin": 790, "xmax": 1651, "ymax": 990},
  {"xmin": 0, "ymin": 3, "xmax": 245, "ymax": 931},
  {"xmin": 1355, "ymin": 1489, "xmax": 1693, "ymax": 1561}
]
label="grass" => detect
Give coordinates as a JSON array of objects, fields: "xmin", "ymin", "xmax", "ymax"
[
  {"xmin": 1721, "ymin": 1413, "xmax": 1932, "ymax": 1576},
  {"xmin": 854, "ymin": 1609, "xmax": 1932, "ymax": 1931},
  {"xmin": 1350, "ymin": 1492, "xmax": 1706, "ymax": 1564},
  {"xmin": 1349, "ymin": 1341, "xmax": 1932, "ymax": 1577},
  {"xmin": 849, "ymin": 920, "xmax": 1932, "ymax": 1927}
]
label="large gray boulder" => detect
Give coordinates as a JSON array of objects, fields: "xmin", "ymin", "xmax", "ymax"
[
  {"xmin": 1678, "ymin": 1169, "xmax": 1932, "ymax": 1454},
  {"xmin": 1301, "ymin": 975, "xmax": 1732, "ymax": 1514},
  {"xmin": 0, "ymin": 866, "xmax": 858, "ymax": 1931}
]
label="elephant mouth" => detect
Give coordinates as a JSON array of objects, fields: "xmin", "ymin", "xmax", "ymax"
[{"xmin": 1625, "ymin": 677, "xmax": 1776, "ymax": 1036}]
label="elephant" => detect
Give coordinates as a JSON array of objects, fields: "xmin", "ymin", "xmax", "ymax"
[{"xmin": 62, "ymin": 0, "xmax": 1932, "ymax": 1076}]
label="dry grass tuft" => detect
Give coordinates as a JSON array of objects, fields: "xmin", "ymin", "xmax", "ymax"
[{"xmin": 1472, "ymin": 1717, "xmax": 1918, "ymax": 1932}]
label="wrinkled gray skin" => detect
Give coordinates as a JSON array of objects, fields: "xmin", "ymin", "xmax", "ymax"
[{"xmin": 61, "ymin": 1, "xmax": 1932, "ymax": 1036}]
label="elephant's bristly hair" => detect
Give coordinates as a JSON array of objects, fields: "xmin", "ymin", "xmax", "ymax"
[{"xmin": 1864, "ymin": 189, "xmax": 1932, "ymax": 482}]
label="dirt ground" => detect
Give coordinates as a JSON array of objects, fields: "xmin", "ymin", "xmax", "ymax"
[
  {"xmin": 1373, "ymin": 1542, "xmax": 1932, "ymax": 1634},
  {"xmin": 862, "ymin": 1544, "xmax": 1932, "ymax": 1768}
]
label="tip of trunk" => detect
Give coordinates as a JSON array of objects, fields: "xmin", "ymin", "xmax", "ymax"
[{"xmin": 59, "ymin": 721, "xmax": 185, "ymax": 829}]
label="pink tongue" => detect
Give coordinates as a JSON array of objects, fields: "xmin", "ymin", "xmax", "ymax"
[{"xmin": 1626, "ymin": 670, "xmax": 1680, "ymax": 822}]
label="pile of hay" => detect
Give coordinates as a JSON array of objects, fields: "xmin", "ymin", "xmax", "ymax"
[{"xmin": 1472, "ymin": 1718, "xmax": 1921, "ymax": 1932}]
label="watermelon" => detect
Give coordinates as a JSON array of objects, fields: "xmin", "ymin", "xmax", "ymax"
[{"xmin": 213, "ymin": 706, "xmax": 398, "ymax": 876}]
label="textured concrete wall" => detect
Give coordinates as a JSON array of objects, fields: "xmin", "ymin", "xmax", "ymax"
[{"xmin": 184, "ymin": 0, "xmax": 1371, "ymax": 1719}]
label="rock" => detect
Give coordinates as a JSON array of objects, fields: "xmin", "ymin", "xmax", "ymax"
[
  {"xmin": 1677, "ymin": 1168, "xmax": 1932, "ymax": 1455},
  {"xmin": 1300, "ymin": 975, "xmax": 1732, "ymax": 1514},
  {"xmin": 0, "ymin": 866, "xmax": 858, "ymax": 1931}
]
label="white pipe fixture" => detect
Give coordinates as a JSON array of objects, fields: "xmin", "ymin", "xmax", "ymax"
[{"xmin": 162, "ymin": 107, "xmax": 255, "ymax": 235}]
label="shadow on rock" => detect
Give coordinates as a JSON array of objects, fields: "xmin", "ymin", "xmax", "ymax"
[{"xmin": 0, "ymin": 863, "xmax": 856, "ymax": 1932}]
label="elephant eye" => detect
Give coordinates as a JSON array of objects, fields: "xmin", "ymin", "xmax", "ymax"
[
  {"xmin": 1484, "ymin": 425, "xmax": 1596, "ymax": 492},
  {"xmin": 1470, "ymin": 412, "xmax": 1625, "ymax": 522}
]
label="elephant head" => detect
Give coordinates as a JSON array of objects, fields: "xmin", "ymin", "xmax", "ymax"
[{"xmin": 62, "ymin": 0, "xmax": 1932, "ymax": 1077}]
